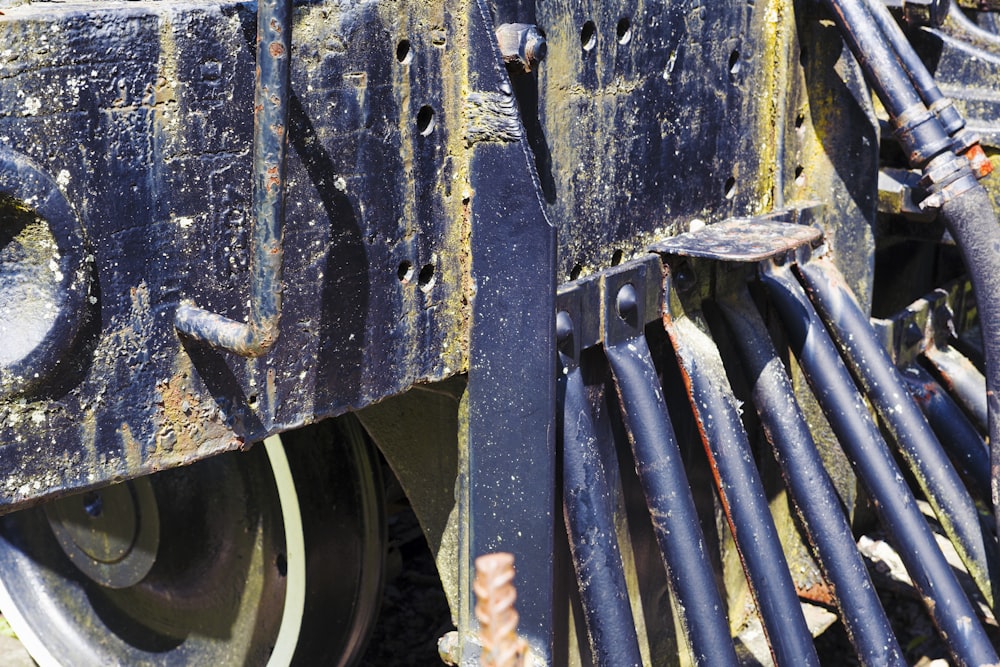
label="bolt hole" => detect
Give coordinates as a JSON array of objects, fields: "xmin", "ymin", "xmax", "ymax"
[
  {"xmin": 276, "ymin": 552, "xmax": 287, "ymax": 577},
  {"xmin": 724, "ymin": 176, "xmax": 737, "ymax": 199},
  {"xmin": 795, "ymin": 165, "xmax": 805, "ymax": 186},
  {"xmin": 418, "ymin": 263, "xmax": 435, "ymax": 290},
  {"xmin": 581, "ymin": 21, "xmax": 597, "ymax": 51},
  {"xmin": 83, "ymin": 491, "xmax": 103, "ymax": 518},
  {"xmin": 611, "ymin": 249, "xmax": 624, "ymax": 265},
  {"xmin": 569, "ymin": 263, "xmax": 583, "ymax": 280},
  {"xmin": 795, "ymin": 113, "xmax": 805, "ymax": 129},
  {"xmin": 396, "ymin": 39, "xmax": 413, "ymax": 65},
  {"xmin": 417, "ymin": 105, "xmax": 435, "ymax": 136},
  {"xmin": 248, "ymin": 393, "xmax": 259, "ymax": 409},
  {"xmin": 397, "ymin": 260, "xmax": 414, "ymax": 282},
  {"xmin": 616, "ymin": 18, "xmax": 632, "ymax": 45},
  {"xmin": 728, "ymin": 49, "xmax": 741, "ymax": 75}
]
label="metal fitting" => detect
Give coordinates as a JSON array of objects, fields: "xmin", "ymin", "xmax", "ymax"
[{"xmin": 495, "ymin": 24, "xmax": 547, "ymax": 74}]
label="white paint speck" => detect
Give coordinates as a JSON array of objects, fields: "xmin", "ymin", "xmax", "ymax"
[{"xmin": 56, "ymin": 169, "xmax": 71, "ymax": 187}]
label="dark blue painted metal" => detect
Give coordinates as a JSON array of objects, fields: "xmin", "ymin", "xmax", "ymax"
[
  {"xmin": 556, "ymin": 304, "xmax": 642, "ymax": 667},
  {"xmin": 863, "ymin": 0, "xmax": 971, "ymax": 146},
  {"xmin": 464, "ymin": 0, "xmax": 557, "ymax": 659},
  {"xmin": 600, "ymin": 260, "xmax": 739, "ymax": 667},
  {"xmin": 0, "ymin": 147, "xmax": 94, "ymax": 397},
  {"xmin": 174, "ymin": 0, "xmax": 291, "ymax": 357},
  {"xmin": 760, "ymin": 258, "xmax": 999, "ymax": 667},
  {"xmin": 798, "ymin": 257, "xmax": 996, "ymax": 606},
  {"xmin": 901, "ymin": 364, "xmax": 991, "ymax": 502},
  {"xmin": 718, "ymin": 289, "xmax": 906, "ymax": 667},
  {"xmin": 662, "ymin": 291, "xmax": 820, "ymax": 667}
]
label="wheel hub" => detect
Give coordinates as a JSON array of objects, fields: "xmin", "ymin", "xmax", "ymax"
[{"xmin": 44, "ymin": 477, "xmax": 160, "ymax": 589}]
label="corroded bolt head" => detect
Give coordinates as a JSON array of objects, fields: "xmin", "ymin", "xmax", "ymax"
[{"xmin": 495, "ymin": 23, "xmax": 547, "ymax": 74}]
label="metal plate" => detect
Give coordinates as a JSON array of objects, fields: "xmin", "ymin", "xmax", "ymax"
[{"xmin": 650, "ymin": 219, "xmax": 822, "ymax": 262}]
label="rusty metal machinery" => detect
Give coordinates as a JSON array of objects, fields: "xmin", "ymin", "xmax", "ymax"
[{"xmin": 1, "ymin": 0, "xmax": 1000, "ymax": 663}]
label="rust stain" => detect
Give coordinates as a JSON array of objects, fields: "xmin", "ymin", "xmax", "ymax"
[
  {"xmin": 269, "ymin": 41, "xmax": 285, "ymax": 58},
  {"xmin": 796, "ymin": 580, "xmax": 836, "ymax": 607}
]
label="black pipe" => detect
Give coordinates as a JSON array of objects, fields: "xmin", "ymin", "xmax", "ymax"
[
  {"xmin": 820, "ymin": 0, "xmax": 952, "ymax": 164},
  {"xmin": 663, "ymin": 314, "xmax": 820, "ymax": 667},
  {"xmin": 826, "ymin": 0, "xmax": 1000, "ymax": 540},
  {"xmin": 175, "ymin": 0, "xmax": 291, "ymax": 356},
  {"xmin": 797, "ymin": 258, "xmax": 996, "ymax": 607},
  {"xmin": 604, "ymin": 335, "xmax": 740, "ymax": 667},
  {"xmin": 557, "ymin": 312, "xmax": 643, "ymax": 667},
  {"xmin": 761, "ymin": 260, "xmax": 999, "ymax": 667},
  {"xmin": 935, "ymin": 186, "xmax": 1000, "ymax": 541},
  {"xmin": 864, "ymin": 0, "xmax": 971, "ymax": 146},
  {"xmin": 717, "ymin": 291, "xmax": 906, "ymax": 667},
  {"xmin": 923, "ymin": 344, "xmax": 989, "ymax": 434},
  {"xmin": 901, "ymin": 364, "xmax": 991, "ymax": 502}
]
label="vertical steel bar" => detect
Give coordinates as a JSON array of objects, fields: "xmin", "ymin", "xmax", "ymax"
[
  {"xmin": 557, "ymin": 310, "xmax": 642, "ymax": 667},
  {"xmin": 604, "ymin": 335, "xmax": 739, "ymax": 667},
  {"xmin": 174, "ymin": 0, "xmax": 291, "ymax": 356},
  {"xmin": 901, "ymin": 364, "xmax": 991, "ymax": 502},
  {"xmin": 761, "ymin": 260, "xmax": 999, "ymax": 667},
  {"xmin": 662, "ymin": 310, "xmax": 820, "ymax": 667},
  {"xmin": 798, "ymin": 258, "xmax": 996, "ymax": 607},
  {"xmin": 718, "ymin": 290, "xmax": 906, "ymax": 667}
]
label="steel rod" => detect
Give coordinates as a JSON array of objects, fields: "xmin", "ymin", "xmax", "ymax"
[
  {"xmin": 761, "ymin": 260, "xmax": 999, "ymax": 667},
  {"xmin": 663, "ymin": 313, "xmax": 819, "ymax": 667},
  {"xmin": 175, "ymin": 0, "xmax": 291, "ymax": 356},
  {"xmin": 798, "ymin": 258, "xmax": 996, "ymax": 607},
  {"xmin": 605, "ymin": 335, "xmax": 740, "ymax": 667},
  {"xmin": 718, "ymin": 290, "xmax": 906, "ymax": 667},
  {"xmin": 558, "ymin": 313, "xmax": 642, "ymax": 667}
]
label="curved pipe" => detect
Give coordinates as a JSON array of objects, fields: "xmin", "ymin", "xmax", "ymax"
[
  {"xmin": 760, "ymin": 261, "xmax": 999, "ymax": 667},
  {"xmin": 664, "ymin": 313, "xmax": 819, "ymax": 667},
  {"xmin": 604, "ymin": 334, "xmax": 740, "ymax": 667},
  {"xmin": 864, "ymin": 0, "xmax": 972, "ymax": 147},
  {"xmin": 798, "ymin": 258, "xmax": 996, "ymax": 607},
  {"xmin": 825, "ymin": 0, "xmax": 1000, "ymax": 556},
  {"xmin": 557, "ymin": 314, "xmax": 643, "ymax": 667},
  {"xmin": 718, "ymin": 290, "xmax": 905, "ymax": 667},
  {"xmin": 175, "ymin": 0, "xmax": 292, "ymax": 357}
]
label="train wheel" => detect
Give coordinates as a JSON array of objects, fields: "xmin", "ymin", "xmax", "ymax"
[{"xmin": 0, "ymin": 416, "xmax": 385, "ymax": 666}]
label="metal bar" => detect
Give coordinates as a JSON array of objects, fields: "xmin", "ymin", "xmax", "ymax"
[
  {"xmin": 662, "ymin": 306, "xmax": 820, "ymax": 667},
  {"xmin": 174, "ymin": 0, "xmax": 291, "ymax": 357},
  {"xmin": 821, "ymin": 0, "xmax": 951, "ymax": 165},
  {"xmin": 556, "ymin": 309, "xmax": 642, "ymax": 667},
  {"xmin": 717, "ymin": 290, "xmax": 906, "ymax": 667},
  {"xmin": 864, "ymin": 0, "xmax": 971, "ymax": 144},
  {"xmin": 600, "ymin": 272, "xmax": 739, "ymax": 667},
  {"xmin": 760, "ymin": 259, "xmax": 999, "ymax": 667},
  {"xmin": 902, "ymin": 364, "xmax": 991, "ymax": 503},
  {"xmin": 923, "ymin": 343, "xmax": 989, "ymax": 434},
  {"xmin": 798, "ymin": 258, "xmax": 996, "ymax": 607}
]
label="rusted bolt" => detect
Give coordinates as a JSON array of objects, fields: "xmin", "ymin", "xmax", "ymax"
[
  {"xmin": 495, "ymin": 23, "xmax": 547, "ymax": 74},
  {"xmin": 474, "ymin": 552, "xmax": 528, "ymax": 667}
]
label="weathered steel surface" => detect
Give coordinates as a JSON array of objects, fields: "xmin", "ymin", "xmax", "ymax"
[{"xmin": 0, "ymin": 1, "xmax": 477, "ymax": 506}]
